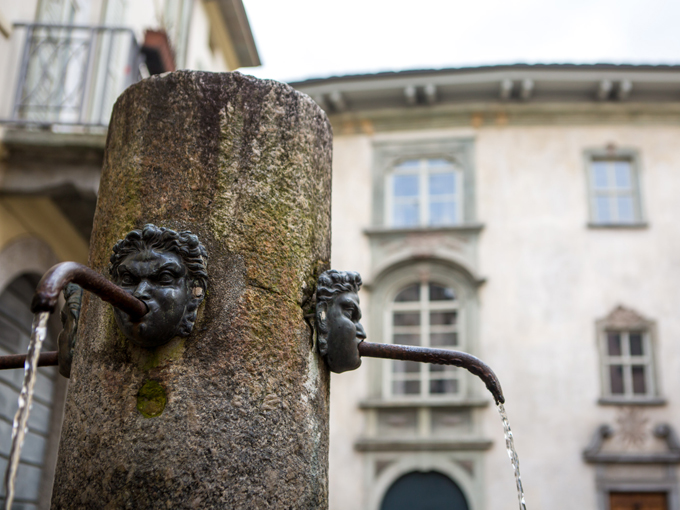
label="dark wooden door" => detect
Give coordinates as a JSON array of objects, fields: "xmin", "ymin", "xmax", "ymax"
[{"xmin": 610, "ymin": 492, "xmax": 667, "ymax": 510}]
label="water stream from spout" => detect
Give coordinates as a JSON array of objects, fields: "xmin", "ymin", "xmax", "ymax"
[
  {"xmin": 498, "ymin": 403, "xmax": 527, "ymax": 510},
  {"xmin": 3, "ymin": 312, "xmax": 50, "ymax": 510}
]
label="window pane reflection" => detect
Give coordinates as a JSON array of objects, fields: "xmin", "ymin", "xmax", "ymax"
[
  {"xmin": 429, "ymin": 365, "xmax": 456, "ymax": 373},
  {"xmin": 430, "ymin": 332, "xmax": 457, "ymax": 347},
  {"xmin": 596, "ymin": 195, "xmax": 611, "ymax": 223},
  {"xmin": 617, "ymin": 196, "xmax": 634, "ymax": 222},
  {"xmin": 393, "ymin": 203, "xmax": 419, "ymax": 227},
  {"xmin": 629, "ymin": 333, "xmax": 644, "ymax": 356},
  {"xmin": 607, "ymin": 333, "xmax": 621, "ymax": 356},
  {"xmin": 430, "ymin": 379, "xmax": 458, "ymax": 394},
  {"xmin": 393, "ymin": 312, "xmax": 420, "ymax": 327},
  {"xmin": 614, "ymin": 161, "xmax": 631, "ymax": 189},
  {"xmin": 394, "ymin": 174, "xmax": 419, "ymax": 197},
  {"xmin": 393, "ymin": 380, "xmax": 420, "ymax": 395},
  {"xmin": 609, "ymin": 365, "xmax": 624, "ymax": 394},
  {"xmin": 395, "ymin": 285, "xmax": 420, "ymax": 302},
  {"xmin": 429, "ymin": 284, "xmax": 455, "ymax": 301},
  {"xmin": 430, "ymin": 311, "xmax": 456, "ymax": 326},
  {"xmin": 592, "ymin": 162, "xmax": 609, "ymax": 189},
  {"xmin": 632, "ymin": 365, "xmax": 646, "ymax": 394},
  {"xmin": 429, "ymin": 173, "xmax": 455, "ymax": 195},
  {"xmin": 429, "ymin": 201, "xmax": 456, "ymax": 226},
  {"xmin": 393, "ymin": 334, "xmax": 420, "ymax": 346},
  {"xmin": 394, "ymin": 360, "xmax": 420, "ymax": 373}
]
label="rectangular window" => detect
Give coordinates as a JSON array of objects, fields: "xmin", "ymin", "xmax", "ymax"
[
  {"xmin": 389, "ymin": 159, "xmax": 462, "ymax": 228},
  {"xmin": 602, "ymin": 330, "xmax": 654, "ymax": 399},
  {"xmin": 589, "ymin": 157, "xmax": 642, "ymax": 225}
]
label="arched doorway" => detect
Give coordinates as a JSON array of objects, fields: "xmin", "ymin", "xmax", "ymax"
[
  {"xmin": 0, "ymin": 273, "xmax": 61, "ymax": 508},
  {"xmin": 381, "ymin": 471, "xmax": 470, "ymax": 510}
]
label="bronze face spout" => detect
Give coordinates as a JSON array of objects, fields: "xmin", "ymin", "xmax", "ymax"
[
  {"xmin": 30, "ymin": 261, "xmax": 148, "ymax": 318},
  {"xmin": 357, "ymin": 341, "xmax": 505, "ymax": 405},
  {"xmin": 315, "ymin": 269, "xmax": 506, "ymax": 405}
]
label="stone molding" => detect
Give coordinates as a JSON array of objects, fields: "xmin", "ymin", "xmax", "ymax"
[
  {"xmin": 355, "ymin": 438, "xmax": 493, "ymax": 452},
  {"xmin": 583, "ymin": 423, "xmax": 680, "ymax": 464}
]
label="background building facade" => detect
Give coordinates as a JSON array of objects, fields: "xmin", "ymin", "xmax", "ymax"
[
  {"xmin": 0, "ymin": 1, "xmax": 258, "ymax": 507},
  {"xmin": 293, "ymin": 65, "xmax": 680, "ymax": 510},
  {"xmin": 0, "ymin": 5, "xmax": 679, "ymax": 506}
]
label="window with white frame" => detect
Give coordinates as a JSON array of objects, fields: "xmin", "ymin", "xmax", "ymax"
[
  {"xmin": 386, "ymin": 281, "xmax": 462, "ymax": 397},
  {"xmin": 589, "ymin": 157, "xmax": 642, "ymax": 225},
  {"xmin": 597, "ymin": 306, "xmax": 659, "ymax": 402},
  {"xmin": 388, "ymin": 158, "xmax": 462, "ymax": 228},
  {"xmin": 602, "ymin": 330, "xmax": 654, "ymax": 398}
]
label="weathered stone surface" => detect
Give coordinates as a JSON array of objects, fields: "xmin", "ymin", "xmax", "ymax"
[{"xmin": 51, "ymin": 71, "xmax": 332, "ymax": 509}]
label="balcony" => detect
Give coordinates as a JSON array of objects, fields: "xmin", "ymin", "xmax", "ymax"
[{"xmin": 1, "ymin": 23, "xmax": 144, "ymax": 129}]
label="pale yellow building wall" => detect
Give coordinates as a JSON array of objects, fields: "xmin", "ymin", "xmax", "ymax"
[
  {"xmin": 184, "ymin": 1, "xmax": 229, "ymax": 72},
  {"xmin": 0, "ymin": 197, "xmax": 88, "ymax": 264},
  {"xmin": 328, "ymin": 120, "xmax": 680, "ymax": 510}
]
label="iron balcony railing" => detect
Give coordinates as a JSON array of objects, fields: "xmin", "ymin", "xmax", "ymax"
[{"xmin": 2, "ymin": 23, "xmax": 144, "ymax": 127}]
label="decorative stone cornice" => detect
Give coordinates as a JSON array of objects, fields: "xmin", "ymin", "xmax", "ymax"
[{"xmin": 291, "ymin": 64, "xmax": 680, "ymax": 118}]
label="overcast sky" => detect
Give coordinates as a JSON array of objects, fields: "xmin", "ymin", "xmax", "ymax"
[{"xmin": 239, "ymin": 0, "xmax": 680, "ymax": 83}]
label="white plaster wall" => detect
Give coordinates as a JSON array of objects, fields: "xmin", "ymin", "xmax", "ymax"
[
  {"xmin": 328, "ymin": 134, "xmax": 373, "ymax": 510},
  {"xmin": 329, "ymin": 121, "xmax": 680, "ymax": 510},
  {"xmin": 477, "ymin": 124, "xmax": 680, "ymax": 510},
  {"xmin": 119, "ymin": 1, "xmax": 158, "ymax": 46},
  {"xmin": 0, "ymin": 0, "xmax": 39, "ymax": 120}
]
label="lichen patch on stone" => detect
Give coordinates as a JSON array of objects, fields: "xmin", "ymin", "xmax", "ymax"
[{"xmin": 136, "ymin": 380, "xmax": 167, "ymax": 418}]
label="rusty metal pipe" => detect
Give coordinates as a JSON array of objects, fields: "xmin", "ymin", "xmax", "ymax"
[
  {"xmin": 358, "ymin": 341, "xmax": 505, "ymax": 405},
  {"xmin": 0, "ymin": 351, "xmax": 58, "ymax": 370},
  {"xmin": 30, "ymin": 261, "xmax": 147, "ymax": 319}
]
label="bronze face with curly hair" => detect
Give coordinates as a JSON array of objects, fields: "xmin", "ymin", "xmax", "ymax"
[
  {"xmin": 110, "ymin": 224, "xmax": 208, "ymax": 348},
  {"xmin": 316, "ymin": 270, "xmax": 366, "ymax": 373}
]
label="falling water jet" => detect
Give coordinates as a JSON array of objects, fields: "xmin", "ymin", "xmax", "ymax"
[
  {"xmin": 0, "ymin": 261, "xmax": 148, "ymax": 509},
  {"xmin": 498, "ymin": 403, "xmax": 527, "ymax": 510},
  {"xmin": 4, "ymin": 311, "xmax": 49, "ymax": 510}
]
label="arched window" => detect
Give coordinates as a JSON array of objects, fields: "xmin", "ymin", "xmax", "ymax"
[
  {"xmin": 381, "ymin": 471, "xmax": 469, "ymax": 510},
  {"xmin": 386, "ymin": 281, "xmax": 462, "ymax": 398},
  {"xmin": 0, "ymin": 274, "xmax": 59, "ymax": 508}
]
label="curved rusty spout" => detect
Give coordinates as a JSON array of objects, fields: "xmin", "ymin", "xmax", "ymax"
[
  {"xmin": 30, "ymin": 261, "xmax": 147, "ymax": 319},
  {"xmin": 358, "ymin": 341, "xmax": 505, "ymax": 405}
]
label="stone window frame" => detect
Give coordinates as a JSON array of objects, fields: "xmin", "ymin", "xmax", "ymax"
[
  {"xmin": 584, "ymin": 147, "xmax": 647, "ymax": 228},
  {"xmin": 372, "ymin": 138, "xmax": 476, "ymax": 229},
  {"xmin": 366, "ymin": 260, "xmax": 481, "ymax": 405},
  {"xmin": 596, "ymin": 306, "xmax": 664, "ymax": 406}
]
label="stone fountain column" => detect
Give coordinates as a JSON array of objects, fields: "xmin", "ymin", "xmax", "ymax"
[{"xmin": 51, "ymin": 72, "xmax": 332, "ymax": 509}]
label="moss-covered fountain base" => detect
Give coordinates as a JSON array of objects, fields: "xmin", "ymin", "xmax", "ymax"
[{"xmin": 50, "ymin": 71, "xmax": 333, "ymax": 509}]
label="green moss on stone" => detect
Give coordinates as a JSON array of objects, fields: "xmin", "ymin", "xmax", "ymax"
[
  {"xmin": 138, "ymin": 337, "xmax": 185, "ymax": 371},
  {"xmin": 137, "ymin": 380, "xmax": 167, "ymax": 418}
]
